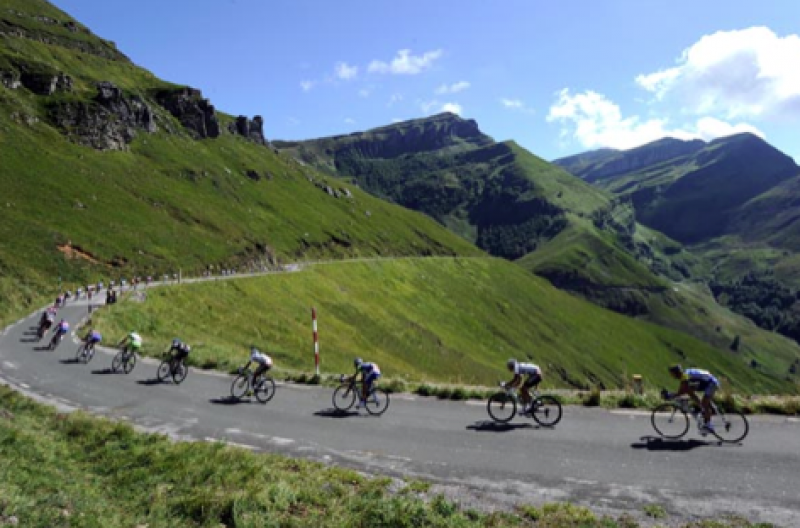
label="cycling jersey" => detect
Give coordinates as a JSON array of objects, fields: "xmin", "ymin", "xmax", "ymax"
[
  {"xmin": 88, "ymin": 331, "xmax": 102, "ymax": 343},
  {"xmin": 56, "ymin": 322, "xmax": 70, "ymax": 334},
  {"xmin": 45, "ymin": 312, "xmax": 56, "ymax": 323},
  {"xmin": 513, "ymin": 362, "xmax": 541, "ymax": 377},
  {"xmin": 683, "ymin": 368, "xmax": 719, "ymax": 386},
  {"xmin": 359, "ymin": 362, "xmax": 381, "ymax": 375},
  {"xmin": 250, "ymin": 349, "xmax": 272, "ymax": 366},
  {"xmin": 128, "ymin": 332, "xmax": 142, "ymax": 349}
]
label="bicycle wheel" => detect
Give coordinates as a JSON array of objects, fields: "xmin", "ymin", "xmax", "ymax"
[
  {"xmin": 487, "ymin": 392, "xmax": 516, "ymax": 423},
  {"xmin": 156, "ymin": 360, "xmax": 171, "ymax": 382},
  {"xmin": 651, "ymin": 403, "xmax": 689, "ymax": 439},
  {"xmin": 365, "ymin": 388, "xmax": 390, "ymax": 416},
  {"xmin": 123, "ymin": 352, "xmax": 136, "ymax": 374},
  {"xmin": 172, "ymin": 361, "xmax": 188, "ymax": 384},
  {"xmin": 530, "ymin": 395, "xmax": 562, "ymax": 427},
  {"xmin": 254, "ymin": 377, "xmax": 276, "ymax": 404},
  {"xmin": 111, "ymin": 350, "xmax": 124, "ymax": 372},
  {"xmin": 231, "ymin": 374, "xmax": 250, "ymax": 399},
  {"xmin": 711, "ymin": 411, "xmax": 749, "ymax": 443},
  {"xmin": 85, "ymin": 345, "xmax": 95, "ymax": 363},
  {"xmin": 75, "ymin": 344, "xmax": 87, "ymax": 362},
  {"xmin": 332, "ymin": 384, "xmax": 356, "ymax": 411}
]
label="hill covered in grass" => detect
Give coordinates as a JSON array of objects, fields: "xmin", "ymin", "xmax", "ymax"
[
  {"xmin": 91, "ymin": 258, "xmax": 800, "ymax": 394},
  {"xmin": 0, "ymin": 0, "xmax": 481, "ymax": 325}
]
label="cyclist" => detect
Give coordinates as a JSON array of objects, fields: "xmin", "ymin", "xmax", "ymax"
[
  {"xmin": 38, "ymin": 308, "xmax": 57, "ymax": 339},
  {"xmin": 505, "ymin": 359, "xmax": 543, "ymax": 415},
  {"xmin": 352, "ymin": 357, "xmax": 381, "ymax": 409},
  {"xmin": 117, "ymin": 331, "xmax": 143, "ymax": 355},
  {"xmin": 82, "ymin": 328, "xmax": 102, "ymax": 352},
  {"xmin": 166, "ymin": 338, "xmax": 191, "ymax": 367},
  {"xmin": 50, "ymin": 318, "xmax": 70, "ymax": 348},
  {"xmin": 242, "ymin": 346, "xmax": 273, "ymax": 393},
  {"xmin": 666, "ymin": 364, "xmax": 720, "ymax": 434}
]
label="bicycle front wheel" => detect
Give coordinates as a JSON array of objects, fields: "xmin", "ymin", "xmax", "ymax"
[
  {"xmin": 711, "ymin": 411, "xmax": 749, "ymax": 443},
  {"xmin": 651, "ymin": 403, "xmax": 689, "ymax": 439},
  {"xmin": 76, "ymin": 344, "xmax": 87, "ymax": 362},
  {"xmin": 172, "ymin": 362, "xmax": 188, "ymax": 384},
  {"xmin": 123, "ymin": 352, "xmax": 136, "ymax": 374},
  {"xmin": 365, "ymin": 388, "xmax": 390, "ymax": 416},
  {"xmin": 112, "ymin": 350, "xmax": 124, "ymax": 372},
  {"xmin": 254, "ymin": 377, "xmax": 276, "ymax": 404},
  {"xmin": 332, "ymin": 384, "xmax": 356, "ymax": 411},
  {"xmin": 231, "ymin": 374, "xmax": 250, "ymax": 399},
  {"xmin": 531, "ymin": 396, "xmax": 562, "ymax": 427},
  {"xmin": 156, "ymin": 360, "xmax": 171, "ymax": 382},
  {"xmin": 487, "ymin": 392, "xmax": 516, "ymax": 423}
]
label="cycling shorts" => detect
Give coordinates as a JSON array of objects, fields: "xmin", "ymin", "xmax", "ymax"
[
  {"xmin": 523, "ymin": 374, "xmax": 542, "ymax": 389},
  {"xmin": 365, "ymin": 371, "xmax": 381, "ymax": 385}
]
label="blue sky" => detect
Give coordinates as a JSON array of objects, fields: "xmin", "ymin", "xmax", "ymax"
[{"xmin": 52, "ymin": 0, "xmax": 800, "ymax": 161}]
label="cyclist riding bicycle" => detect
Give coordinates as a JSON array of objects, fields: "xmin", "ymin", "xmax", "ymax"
[
  {"xmin": 505, "ymin": 359, "xmax": 543, "ymax": 415},
  {"xmin": 51, "ymin": 319, "xmax": 70, "ymax": 346},
  {"xmin": 117, "ymin": 331, "xmax": 143, "ymax": 355},
  {"xmin": 242, "ymin": 346, "xmax": 273, "ymax": 393},
  {"xmin": 166, "ymin": 338, "xmax": 191, "ymax": 365},
  {"xmin": 82, "ymin": 328, "xmax": 102, "ymax": 350},
  {"xmin": 665, "ymin": 364, "xmax": 720, "ymax": 434},
  {"xmin": 352, "ymin": 358, "xmax": 381, "ymax": 409}
]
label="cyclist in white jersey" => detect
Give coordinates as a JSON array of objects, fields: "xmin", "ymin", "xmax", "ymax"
[
  {"xmin": 505, "ymin": 359, "xmax": 543, "ymax": 415},
  {"xmin": 244, "ymin": 346, "xmax": 273, "ymax": 389},
  {"xmin": 667, "ymin": 364, "xmax": 720, "ymax": 434}
]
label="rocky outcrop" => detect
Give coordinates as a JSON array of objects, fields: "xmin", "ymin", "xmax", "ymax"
[
  {"xmin": 48, "ymin": 81, "xmax": 156, "ymax": 151},
  {"xmin": 19, "ymin": 71, "xmax": 72, "ymax": 95},
  {"xmin": 0, "ymin": 69, "xmax": 20, "ymax": 89},
  {"xmin": 228, "ymin": 115, "xmax": 268, "ymax": 145},
  {"xmin": 154, "ymin": 87, "xmax": 220, "ymax": 139}
]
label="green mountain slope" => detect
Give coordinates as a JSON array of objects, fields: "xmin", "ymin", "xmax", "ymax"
[
  {"xmin": 93, "ymin": 258, "xmax": 799, "ymax": 393},
  {"xmin": 0, "ymin": 0, "xmax": 481, "ymax": 324}
]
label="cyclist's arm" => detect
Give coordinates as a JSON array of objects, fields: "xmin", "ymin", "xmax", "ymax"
[
  {"xmin": 507, "ymin": 374, "xmax": 522, "ymax": 387},
  {"xmin": 675, "ymin": 379, "xmax": 693, "ymax": 397}
]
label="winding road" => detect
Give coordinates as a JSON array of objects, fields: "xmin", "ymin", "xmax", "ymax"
[{"xmin": 1, "ymin": 293, "xmax": 799, "ymax": 525}]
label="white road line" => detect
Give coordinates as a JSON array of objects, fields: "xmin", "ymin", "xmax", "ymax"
[
  {"xmin": 609, "ymin": 409, "xmax": 651, "ymax": 416},
  {"xmin": 2, "ymin": 361, "xmax": 17, "ymax": 370}
]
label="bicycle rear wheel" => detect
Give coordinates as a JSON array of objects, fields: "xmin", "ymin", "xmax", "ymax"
[
  {"xmin": 111, "ymin": 350, "xmax": 124, "ymax": 372},
  {"xmin": 711, "ymin": 411, "xmax": 749, "ymax": 443},
  {"xmin": 254, "ymin": 377, "xmax": 276, "ymax": 404},
  {"xmin": 365, "ymin": 388, "xmax": 390, "ymax": 416},
  {"xmin": 123, "ymin": 352, "xmax": 136, "ymax": 374},
  {"xmin": 332, "ymin": 384, "xmax": 356, "ymax": 411},
  {"xmin": 231, "ymin": 374, "xmax": 250, "ymax": 399},
  {"xmin": 156, "ymin": 360, "xmax": 171, "ymax": 382},
  {"xmin": 651, "ymin": 403, "xmax": 689, "ymax": 439},
  {"xmin": 530, "ymin": 395, "xmax": 562, "ymax": 427},
  {"xmin": 487, "ymin": 392, "xmax": 516, "ymax": 423},
  {"xmin": 172, "ymin": 361, "xmax": 188, "ymax": 384}
]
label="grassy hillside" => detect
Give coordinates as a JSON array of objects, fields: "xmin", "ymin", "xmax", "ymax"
[
  {"xmin": 91, "ymin": 258, "xmax": 799, "ymax": 394},
  {"xmin": 0, "ymin": 0, "xmax": 481, "ymax": 326}
]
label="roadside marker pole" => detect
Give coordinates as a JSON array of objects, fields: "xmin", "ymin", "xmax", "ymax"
[{"xmin": 312, "ymin": 307, "xmax": 319, "ymax": 376}]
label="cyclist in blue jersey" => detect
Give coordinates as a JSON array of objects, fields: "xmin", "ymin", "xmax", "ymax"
[
  {"xmin": 505, "ymin": 359, "xmax": 543, "ymax": 415},
  {"xmin": 352, "ymin": 358, "xmax": 381, "ymax": 409},
  {"xmin": 667, "ymin": 364, "xmax": 720, "ymax": 434}
]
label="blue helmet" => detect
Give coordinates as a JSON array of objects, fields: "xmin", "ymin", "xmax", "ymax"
[{"xmin": 354, "ymin": 357, "xmax": 363, "ymax": 368}]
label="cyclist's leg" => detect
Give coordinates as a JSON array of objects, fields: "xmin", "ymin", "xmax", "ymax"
[
  {"xmin": 702, "ymin": 384, "xmax": 717, "ymax": 424},
  {"xmin": 521, "ymin": 375, "xmax": 540, "ymax": 409},
  {"xmin": 253, "ymin": 363, "xmax": 267, "ymax": 384}
]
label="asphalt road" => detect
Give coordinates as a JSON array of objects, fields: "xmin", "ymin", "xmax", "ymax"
[{"xmin": 2, "ymin": 297, "xmax": 799, "ymax": 525}]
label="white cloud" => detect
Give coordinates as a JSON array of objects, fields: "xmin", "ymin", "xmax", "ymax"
[
  {"xmin": 368, "ymin": 49, "xmax": 443, "ymax": 75},
  {"xmin": 547, "ymin": 88, "xmax": 764, "ymax": 150},
  {"xmin": 392, "ymin": 117, "xmax": 404, "ymax": 123},
  {"xmin": 635, "ymin": 27, "xmax": 800, "ymax": 119},
  {"xmin": 335, "ymin": 62, "xmax": 358, "ymax": 81},
  {"xmin": 440, "ymin": 102, "xmax": 463, "ymax": 115},
  {"xmin": 300, "ymin": 80, "xmax": 316, "ymax": 93},
  {"xmin": 358, "ymin": 88, "xmax": 371, "ymax": 98},
  {"xmin": 501, "ymin": 98, "xmax": 523, "ymax": 109},
  {"xmin": 436, "ymin": 81, "xmax": 470, "ymax": 94},
  {"xmin": 344, "ymin": 117, "xmax": 356, "ymax": 125},
  {"xmin": 388, "ymin": 93, "xmax": 404, "ymax": 107}
]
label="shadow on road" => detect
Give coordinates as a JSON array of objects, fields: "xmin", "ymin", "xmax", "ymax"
[
  {"xmin": 210, "ymin": 396, "xmax": 251, "ymax": 405},
  {"xmin": 631, "ymin": 436, "xmax": 716, "ymax": 451},
  {"xmin": 466, "ymin": 420, "xmax": 535, "ymax": 433},
  {"xmin": 59, "ymin": 358, "xmax": 82, "ymax": 365},
  {"xmin": 91, "ymin": 368, "xmax": 117, "ymax": 375},
  {"xmin": 314, "ymin": 408, "xmax": 360, "ymax": 418},
  {"xmin": 137, "ymin": 378, "xmax": 166, "ymax": 386},
  {"xmin": 20, "ymin": 338, "xmax": 41, "ymax": 343}
]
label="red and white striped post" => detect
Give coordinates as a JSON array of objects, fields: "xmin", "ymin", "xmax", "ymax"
[{"xmin": 312, "ymin": 307, "xmax": 320, "ymax": 376}]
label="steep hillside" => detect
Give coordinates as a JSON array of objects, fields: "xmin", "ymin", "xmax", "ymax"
[
  {"xmin": 0, "ymin": 0, "xmax": 481, "ymax": 324},
  {"xmin": 93, "ymin": 258, "xmax": 800, "ymax": 393},
  {"xmin": 556, "ymin": 134, "xmax": 800, "ymax": 244}
]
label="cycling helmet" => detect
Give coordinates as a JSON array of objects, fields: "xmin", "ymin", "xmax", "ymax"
[
  {"xmin": 172, "ymin": 338, "xmax": 181, "ymax": 347},
  {"xmin": 507, "ymin": 358, "xmax": 517, "ymax": 370},
  {"xmin": 668, "ymin": 364, "xmax": 683, "ymax": 374},
  {"xmin": 354, "ymin": 357, "xmax": 363, "ymax": 368}
]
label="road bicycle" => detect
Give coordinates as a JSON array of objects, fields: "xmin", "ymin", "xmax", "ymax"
[
  {"xmin": 332, "ymin": 375, "xmax": 390, "ymax": 415},
  {"xmin": 111, "ymin": 346, "xmax": 137, "ymax": 374},
  {"xmin": 486, "ymin": 384, "xmax": 562, "ymax": 426},
  {"xmin": 651, "ymin": 393, "xmax": 749, "ymax": 443},
  {"xmin": 74, "ymin": 341, "xmax": 97, "ymax": 363},
  {"xmin": 48, "ymin": 332, "xmax": 66, "ymax": 351},
  {"xmin": 230, "ymin": 365, "xmax": 276, "ymax": 403},
  {"xmin": 156, "ymin": 354, "xmax": 189, "ymax": 384}
]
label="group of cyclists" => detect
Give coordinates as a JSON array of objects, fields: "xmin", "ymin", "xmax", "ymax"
[{"xmin": 34, "ymin": 295, "xmax": 722, "ymax": 426}]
